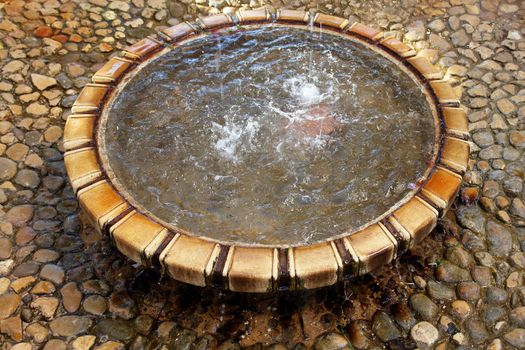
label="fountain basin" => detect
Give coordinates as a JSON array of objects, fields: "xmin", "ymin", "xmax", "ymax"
[{"xmin": 64, "ymin": 10, "xmax": 469, "ymax": 292}]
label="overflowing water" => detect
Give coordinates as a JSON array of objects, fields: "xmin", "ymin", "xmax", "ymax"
[{"xmin": 104, "ymin": 26, "xmax": 436, "ymax": 245}]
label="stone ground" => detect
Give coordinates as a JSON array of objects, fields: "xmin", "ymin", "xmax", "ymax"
[{"xmin": 0, "ymin": 0, "xmax": 524, "ymax": 349}]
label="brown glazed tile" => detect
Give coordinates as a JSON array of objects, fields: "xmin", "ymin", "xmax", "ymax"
[
  {"xmin": 274, "ymin": 248, "xmax": 297, "ymax": 291},
  {"xmin": 71, "ymin": 84, "xmax": 109, "ymax": 114},
  {"xmin": 333, "ymin": 239, "xmax": 359, "ymax": 278},
  {"xmin": 345, "ymin": 224, "xmax": 395, "ymax": 275},
  {"xmin": 63, "ymin": 114, "xmax": 96, "ymax": 151},
  {"xmin": 64, "ymin": 147, "xmax": 103, "ymax": 193},
  {"xmin": 407, "ymin": 56, "xmax": 444, "ymax": 80},
  {"xmin": 314, "ymin": 13, "xmax": 349, "ymax": 29},
  {"xmin": 294, "ymin": 243, "xmax": 339, "ymax": 289},
  {"xmin": 420, "ymin": 166, "xmax": 462, "ymax": 215},
  {"xmin": 440, "ymin": 137, "xmax": 470, "ymax": 174},
  {"xmin": 198, "ymin": 14, "xmax": 233, "ymax": 29},
  {"xmin": 92, "ymin": 57, "xmax": 133, "ymax": 84},
  {"xmin": 346, "ymin": 22, "xmax": 384, "ymax": 41},
  {"xmin": 122, "ymin": 37, "xmax": 163, "ymax": 60},
  {"xmin": 277, "ymin": 9, "xmax": 309, "ymax": 22},
  {"xmin": 236, "ymin": 9, "xmax": 268, "ymax": 22},
  {"xmin": 390, "ymin": 196, "xmax": 438, "ymax": 247},
  {"xmin": 77, "ymin": 180, "xmax": 129, "ymax": 231},
  {"xmin": 160, "ymin": 22, "xmax": 195, "ymax": 42},
  {"xmin": 429, "ymin": 80, "xmax": 460, "ymax": 104},
  {"xmin": 110, "ymin": 211, "xmax": 166, "ymax": 264},
  {"xmin": 228, "ymin": 247, "xmax": 274, "ymax": 292},
  {"xmin": 143, "ymin": 230, "xmax": 176, "ymax": 267},
  {"xmin": 163, "ymin": 235, "xmax": 216, "ymax": 287},
  {"xmin": 379, "ymin": 37, "xmax": 416, "ymax": 58},
  {"xmin": 442, "ymin": 107, "xmax": 469, "ymax": 137}
]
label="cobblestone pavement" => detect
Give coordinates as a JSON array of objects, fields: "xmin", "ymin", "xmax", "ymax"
[{"xmin": 0, "ymin": 0, "xmax": 524, "ymax": 349}]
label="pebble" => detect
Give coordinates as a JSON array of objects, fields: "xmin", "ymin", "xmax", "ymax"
[
  {"xmin": 40, "ymin": 264, "xmax": 65, "ymax": 285},
  {"xmin": 410, "ymin": 321, "xmax": 438, "ymax": 349},
  {"xmin": 484, "ymin": 287, "xmax": 509, "ymax": 305},
  {"xmin": 0, "ymin": 293, "xmax": 21, "ymax": 319},
  {"xmin": 93, "ymin": 318, "xmax": 136, "ymax": 342},
  {"xmin": 0, "ymin": 157, "xmax": 17, "ymax": 180},
  {"xmin": 427, "ymin": 280, "xmax": 456, "ymax": 300},
  {"xmin": 60, "ymin": 282, "xmax": 82, "ymax": 313},
  {"xmin": 483, "ymin": 306, "xmax": 506, "ymax": 326},
  {"xmin": 372, "ymin": 311, "xmax": 401, "ymax": 342},
  {"xmin": 409, "ymin": 294, "xmax": 439, "ymax": 321},
  {"xmin": 31, "ymin": 74, "xmax": 57, "ymax": 90},
  {"xmin": 504, "ymin": 328, "xmax": 525, "ymax": 348},
  {"xmin": 486, "ymin": 220, "xmax": 513, "ymax": 257},
  {"xmin": 84, "ymin": 295, "xmax": 107, "ymax": 315},
  {"xmin": 49, "ymin": 316, "xmax": 92, "ymax": 337},
  {"xmin": 512, "ymin": 199, "xmax": 525, "ymax": 219},
  {"xmin": 6, "ymin": 205, "xmax": 34, "ymax": 226},
  {"xmin": 6, "ymin": 143, "xmax": 29, "ymax": 161},
  {"xmin": 31, "ymin": 296, "xmax": 59, "ymax": 319},
  {"xmin": 466, "ymin": 319, "xmax": 490, "ymax": 344},
  {"xmin": 436, "ymin": 260, "xmax": 471, "ymax": 283},
  {"xmin": 108, "ymin": 290, "xmax": 137, "ymax": 320},
  {"xmin": 72, "ymin": 335, "xmax": 97, "ymax": 350},
  {"xmin": 14, "ymin": 169, "xmax": 40, "ymax": 188},
  {"xmin": 313, "ymin": 332, "xmax": 351, "ymax": 350},
  {"xmin": 451, "ymin": 300, "xmax": 471, "ymax": 320}
]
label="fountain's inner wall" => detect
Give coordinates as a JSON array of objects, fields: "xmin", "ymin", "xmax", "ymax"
[{"xmin": 103, "ymin": 26, "xmax": 436, "ymax": 245}]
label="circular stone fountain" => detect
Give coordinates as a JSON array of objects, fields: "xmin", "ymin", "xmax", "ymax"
[{"xmin": 64, "ymin": 10, "xmax": 469, "ymax": 292}]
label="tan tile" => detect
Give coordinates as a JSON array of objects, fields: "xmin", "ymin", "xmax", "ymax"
[
  {"xmin": 199, "ymin": 14, "xmax": 232, "ymax": 29},
  {"xmin": 442, "ymin": 107, "xmax": 469, "ymax": 137},
  {"xmin": 391, "ymin": 196, "xmax": 438, "ymax": 246},
  {"xmin": 420, "ymin": 166, "xmax": 462, "ymax": 215},
  {"xmin": 236, "ymin": 9, "xmax": 268, "ymax": 22},
  {"xmin": 78, "ymin": 180, "xmax": 129, "ymax": 231},
  {"xmin": 314, "ymin": 13, "xmax": 349, "ymax": 29},
  {"xmin": 110, "ymin": 211, "xmax": 166, "ymax": 264},
  {"xmin": 407, "ymin": 56, "xmax": 444, "ymax": 80},
  {"xmin": 346, "ymin": 224, "xmax": 395, "ymax": 275},
  {"xmin": 63, "ymin": 114, "xmax": 96, "ymax": 151},
  {"xmin": 228, "ymin": 247, "xmax": 274, "ymax": 292},
  {"xmin": 278, "ymin": 9, "xmax": 309, "ymax": 22},
  {"xmin": 430, "ymin": 80, "xmax": 459, "ymax": 104},
  {"xmin": 71, "ymin": 84, "xmax": 109, "ymax": 114},
  {"xmin": 380, "ymin": 36, "xmax": 416, "ymax": 57},
  {"xmin": 64, "ymin": 147, "xmax": 102, "ymax": 192},
  {"xmin": 92, "ymin": 57, "xmax": 133, "ymax": 84},
  {"xmin": 440, "ymin": 137, "xmax": 470, "ymax": 174},
  {"xmin": 163, "ymin": 235, "xmax": 216, "ymax": 287},
  {"xmin": 160, "ymin": 22, "xmax": 195, "ymax": 42},
  {"xmin": 122, "ymin": 37, "xmax": 163, "ymax": 60},
  {"xmin": 347, "ymin": 22, "xmax": 384, "ymax": 41},
  {"xmin": 294, "ymin": 243, "xmax": 338, "ymax": 289}
]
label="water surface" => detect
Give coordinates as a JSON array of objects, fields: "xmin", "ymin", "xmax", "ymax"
[{"xmin": 104, "ymin": 26, "xmax": 436, "ymax": 245}]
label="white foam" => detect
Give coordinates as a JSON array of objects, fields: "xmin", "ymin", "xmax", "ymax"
[{"xmin": 211, "ymin": 114, "xmax": 260, "ymax": 162}]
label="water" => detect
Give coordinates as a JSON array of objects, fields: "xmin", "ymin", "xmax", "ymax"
[{"xmin": 103, "ymin": 26, "xmax": 436, "ymax": 245}]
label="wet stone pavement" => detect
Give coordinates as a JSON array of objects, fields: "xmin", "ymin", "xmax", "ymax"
[{"xmin": 0, "ymin": 0, "xmax": 524, "ymax": 349}]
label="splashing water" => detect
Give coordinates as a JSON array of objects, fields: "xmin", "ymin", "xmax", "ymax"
[{"xmin": 211, "ymin": 113, "xmax": 261, "ymax": 162}]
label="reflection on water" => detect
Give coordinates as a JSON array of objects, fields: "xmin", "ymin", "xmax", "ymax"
[{"xmin": 104, "ymin": 26, "xmax": 435, "ymax": 245}]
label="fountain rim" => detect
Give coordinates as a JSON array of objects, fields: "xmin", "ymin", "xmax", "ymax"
[{"xmin": 64, "ymin": 10, "xmax": 469, "ymax": 292}]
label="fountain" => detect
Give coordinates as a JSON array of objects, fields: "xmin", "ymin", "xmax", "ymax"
[{"xmin": 64, "ymin": 9, "xmax": 469, "ymax": 292}]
